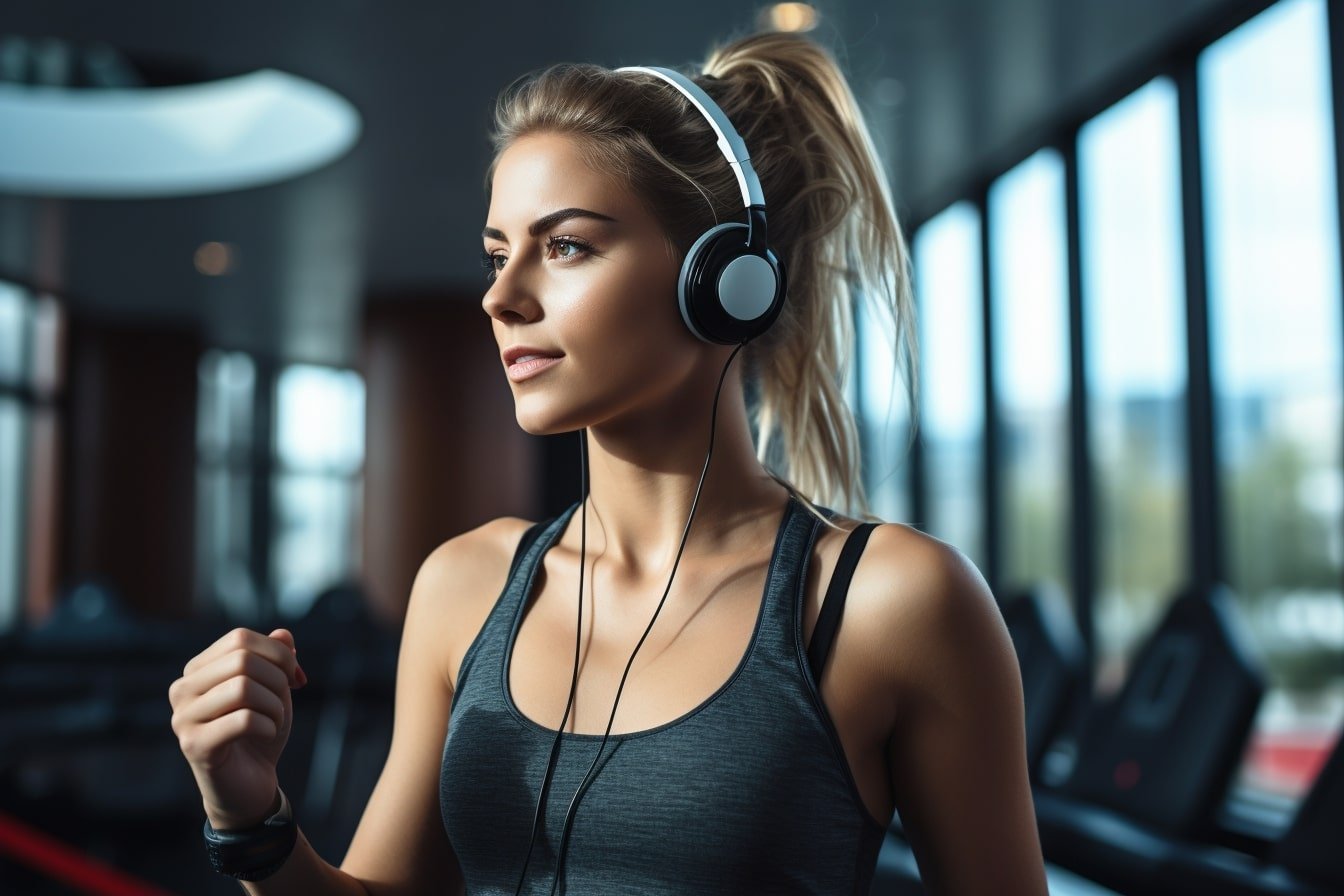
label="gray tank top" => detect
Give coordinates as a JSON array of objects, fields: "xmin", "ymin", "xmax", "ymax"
[{"xmin": 440, "ymin": 495, "xmax": 887, "ymax": 894}]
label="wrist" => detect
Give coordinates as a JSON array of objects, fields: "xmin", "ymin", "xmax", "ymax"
[
  {"xmin": 208, "ymin": 788, "xmax": 284, "ymax": 832},
  {"xmin": 203, "ymin": 787, "xmax": 297, "ymax": 881}
]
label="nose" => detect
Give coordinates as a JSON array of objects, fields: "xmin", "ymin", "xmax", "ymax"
[{"xmin": 481, "ymin": 264, "xmax": 541, "ymax": 325}]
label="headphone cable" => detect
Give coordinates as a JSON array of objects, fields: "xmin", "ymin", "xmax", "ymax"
[
  {"xmin": 547, "ymin": 341, "xmax": 746, "ymax": 895},
  {"xmin": 512, "ymin": 431, "xmax": 588, "ymax": 896}
]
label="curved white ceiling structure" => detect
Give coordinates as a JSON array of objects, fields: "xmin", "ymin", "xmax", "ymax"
[{"xmin": 0, "ymin": 68, "xmax": 361, "ymax": 198}]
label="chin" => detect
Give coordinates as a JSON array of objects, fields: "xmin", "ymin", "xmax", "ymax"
[
  {"xmin": 514, "ymin": 416, "xmax": 566, "ymax": 437},
  {"xmin": 512, "ymin": 399, "xmax": 584, "ymax": 437}
]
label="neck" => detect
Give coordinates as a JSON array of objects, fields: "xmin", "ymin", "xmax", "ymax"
[{"xmin": 571, "ymin": 368, "xmax": 790, "ymax": 577}]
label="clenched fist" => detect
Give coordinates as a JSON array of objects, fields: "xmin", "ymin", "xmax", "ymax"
[{"xmin": 168, "ymin": 627, "xmax": 307, "ymax": 831}]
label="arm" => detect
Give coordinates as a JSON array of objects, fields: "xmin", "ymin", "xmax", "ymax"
[
  {"xmin": 173, "ymin": 625, "xmax": 370, "ymax": 896},
  {"xmin": 235, "ymin": 532, "xmax": 475, "ymax": 896},
  {"xmin": 320, "ymin": 535, "xmax": 466, "ymax": 896},
  {"xmin": 234, "ymin": 830, "xmax": 370, "ymax": 896},
  {"xmin": 877, "ymin": 534, "xmax": 1049, "ymax": 896},
  {"xmin": 313, "ymin": 517, "xmax": 526, "ymax": 896}
]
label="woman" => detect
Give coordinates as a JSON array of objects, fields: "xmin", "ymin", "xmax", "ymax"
[{"xmin": 169, "ymin": 31, "xmax": 1048, "ymax": 895}]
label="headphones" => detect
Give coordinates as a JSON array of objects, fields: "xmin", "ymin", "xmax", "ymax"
[{"xmin": 615, "ymin": 65, "xmax": 787, "ymax": 345}]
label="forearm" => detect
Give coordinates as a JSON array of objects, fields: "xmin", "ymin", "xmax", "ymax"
[{"xmin": 236, "ymin": 827, "xmax": 370, "ymax": 896}]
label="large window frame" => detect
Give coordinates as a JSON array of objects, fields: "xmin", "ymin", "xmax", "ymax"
[
  {"xmin": 854, "ymin": 0, "xmax": 1342, "ymax": 841},
  {"xmin": 195, "ymin": 353, "xmax": 366, "ymax": 623}
]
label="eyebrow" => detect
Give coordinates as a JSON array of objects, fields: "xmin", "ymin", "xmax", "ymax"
[{"xmin": 481, "ymin": 207, "xmax": 619, "ymax": 242}]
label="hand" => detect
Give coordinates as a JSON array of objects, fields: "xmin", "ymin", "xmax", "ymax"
[{"xmin": 169, "ymin": 627, "xmax": 307, "ymax": 830}]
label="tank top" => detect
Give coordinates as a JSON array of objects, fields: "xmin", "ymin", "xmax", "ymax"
[{"xmin": 439, "ymin": 495, "xmax": 888, "ymax": 895}]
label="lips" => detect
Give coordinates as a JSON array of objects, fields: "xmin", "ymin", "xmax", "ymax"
[
  {"xmin": 502, "ymin": 345, "xmax": 563, "ymax": 367},
  {"xmin": 502, "ymin": 345, "xmax": 565, "ymax": 383}
]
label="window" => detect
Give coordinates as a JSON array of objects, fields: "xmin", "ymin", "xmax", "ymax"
[
  {"xmin": 0, "ymin": 396, "xmax": 24, "ymax": 631},
  {"xmin": 197, "ymin": 357, "xmax": 366, "ymax": 620},
  {"xmin": 1078, "ymin": 78, "xmax": 1190, "ymax": 695},
  {"xmin": 196, "ymin": 350, "xmax": 259, "ymax": 618},
  {"xmin": 913, "ymin": 203, "xmax": 987, "ymax": 569},
  {"xmin": 0, "ymin": 282, "xmax": 28, "ymax": 631},
  {"xmin": 856, "ymin": 290, "xmax": 913, "ymax": 522},
  {"xmin": 0, "ymin": 282, "xmax": 63, "ymax": 632},
  {"xmin": 0, "ymin": 281, "xmax": 26, "ymax": 385},
  {"xmin": 1201, "ymin": 0, "xmax": 1343, "ymax": 803},
  {"xmin": 272, "ymin": 364, "xmax": 365, "ymax": 619},
  {"xmin": 988, "ymin": 149, "xmax": 1072, "ymax": 611}
]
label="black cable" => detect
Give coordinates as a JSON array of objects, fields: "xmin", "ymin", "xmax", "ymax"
[{"xmin": 547, "ymin": 341, "xmax": 747, "ymax": 895}]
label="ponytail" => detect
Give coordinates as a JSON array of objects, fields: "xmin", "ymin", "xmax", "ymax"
[{"xmin": 699, "ymin": 32, "xmax": 918, "ymax": 520}]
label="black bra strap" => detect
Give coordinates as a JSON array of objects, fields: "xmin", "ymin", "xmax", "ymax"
[{"xmin": 807, "ymin": 522, "xmax": 879, "ymax": 684}]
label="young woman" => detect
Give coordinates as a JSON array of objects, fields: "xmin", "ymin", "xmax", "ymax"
[{"xmin": 170, "ymin": 31, "xmax": 1048, "ymax": 896}]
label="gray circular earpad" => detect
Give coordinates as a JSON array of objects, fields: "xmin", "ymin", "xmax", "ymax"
[{"xmin": 717, "ymin": 254, "xmax": 778, "ymax": 322}]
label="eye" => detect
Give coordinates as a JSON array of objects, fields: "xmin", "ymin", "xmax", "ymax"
[
  {"xmin": 480, "ymin": 250, "xmax": 504, "ymax": 282},
  {"xmin": 548, "ymin": 236, "xmax": 593, "ymax": 261},
  {"xmin": 480, "ymin": 237, "xmax": 592, "ymax": 283}
]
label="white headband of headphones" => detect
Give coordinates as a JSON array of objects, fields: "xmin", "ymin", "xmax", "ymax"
[{"xmin": 615, "ymin": 65, "xmax": 765, "ymax": 210}]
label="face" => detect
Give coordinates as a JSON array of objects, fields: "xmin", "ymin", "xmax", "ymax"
[{"xmin": 481, "ymin": 132, "xmax": 705, "ymax": 435}]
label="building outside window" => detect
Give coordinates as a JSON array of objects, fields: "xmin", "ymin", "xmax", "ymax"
[
  {"xmin": 1199, "ymin": 0, "xmax": 1344, "ymax": 806},
  {"xmin": 988, "ymin": 149, "xmax": 1073, "ymax": 618},
  {"xmin": 913, "ymin": 202, "xmax": 987, "ymax": 570},
  {"xmin": 1078, "ymin": 77, "xmax": 1190, "ymax": 696}
]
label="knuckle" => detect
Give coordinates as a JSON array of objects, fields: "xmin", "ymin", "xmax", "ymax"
[
  {"xmin": 232, "ymin": 649, "xmax": 253, "ymax": 676},
  {"xmin": 238, "ymin": 709, "xmax": 267, "ymax": 736}
]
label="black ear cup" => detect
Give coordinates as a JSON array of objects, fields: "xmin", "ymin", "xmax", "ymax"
[{"xmin": 678, "ymin": 222, "xmax": 787, "ymax": 345}]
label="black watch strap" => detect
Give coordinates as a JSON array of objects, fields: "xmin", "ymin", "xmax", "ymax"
[{"xmin": 202, "ymin": 788, "xmax": 298, "ymax": 881}]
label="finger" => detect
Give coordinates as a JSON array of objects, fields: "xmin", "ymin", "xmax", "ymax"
[
  {"xmin": 183, "ymin": 628, "xmax": 260, "ymax": 677},
  {"xmin": 184, "ymin": 629, "xmax": 299, "ymax": 686},
  {"xmin": 176, "ymin": 673, "xmax": 287, "ymax": 735},
  {"xmin": 269, "ymin": 630, "xmax": 305, "ymax": 685},
  {"xmin": 178, "ymin": 647, "xmax": 296, "ymax": 706},
  {"xmin": 182, "ymin": 708, "xmax": 279, "ymax": 763},
  {"xmin": 268, "ymin": 628, "xmax": 296, "ymax": 653}
]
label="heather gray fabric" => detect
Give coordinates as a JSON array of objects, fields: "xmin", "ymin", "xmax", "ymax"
[{"xmin": 440, "ymin": 495, "xmax": 887, "ymax": 895}]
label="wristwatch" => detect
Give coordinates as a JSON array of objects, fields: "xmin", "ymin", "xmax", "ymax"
[{"xmin": 202, "ymin": 787, "xmax": 298, "ymax": 881}]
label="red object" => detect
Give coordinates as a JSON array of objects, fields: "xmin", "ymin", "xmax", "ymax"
[
  {"xmin": 0, "ymin": 809, "xmax": 178, "ymax": 896},
  {"xmin": 1245, "ymin": 730, "xmax": 1336, "ymax": 797}
]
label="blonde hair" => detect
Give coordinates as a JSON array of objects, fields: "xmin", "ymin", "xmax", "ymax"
[{"xmin": 487, "ymin": 31, "xmax": 918, "ymax": 521}]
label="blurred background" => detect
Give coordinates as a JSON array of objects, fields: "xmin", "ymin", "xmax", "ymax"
[{"xmin": 0, "ymin": 0, "xmax": 1341, "ymax": 894}]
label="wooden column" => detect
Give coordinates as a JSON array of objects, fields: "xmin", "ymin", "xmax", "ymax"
[
  {"xmin": 361, "ymin": 293, "xmax": 540, "ymax": 624},
  {"xmin": 60, "ymin": 317, "xmax": 200, "ymax": 620}
]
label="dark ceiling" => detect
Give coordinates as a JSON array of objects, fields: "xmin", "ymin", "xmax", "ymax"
[{"xmin": 0, "ymin": 0, "xmax": 1271, "ymax": 367}]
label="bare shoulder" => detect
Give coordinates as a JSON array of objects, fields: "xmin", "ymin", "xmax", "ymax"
[
  {"xmin": 841, "ymin": 522, "xmax": 1018, "ymax": 708},
  {"xmin": 408, "ymin": 515, "xmax": 538, "ymax": 691},
  {"xmin": 840, "ymin": 524, "xmax": 1046, "ymax": 893},
  {"xmin": 415, "ymin": 515, "xmax": 535, "ymax": 596}
]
